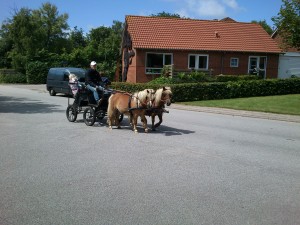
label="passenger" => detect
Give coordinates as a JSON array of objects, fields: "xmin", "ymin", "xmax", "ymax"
[
  {"xmin": 85, "ymin": 61, "xmax": 106, "ymax": 106},
  {"xmin": 69, "ymin": 73, "xmax": 79, "ymax": 96}
]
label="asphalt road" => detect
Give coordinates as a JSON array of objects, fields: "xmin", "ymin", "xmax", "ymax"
[{"xmin": 1, "ymin": 84, "xmax": 300, "ymax": 225}]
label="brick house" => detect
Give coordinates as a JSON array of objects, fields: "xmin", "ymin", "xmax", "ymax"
[{"xmin": 121, "ymin": 15, "xmax": 282, "ymax": 83}]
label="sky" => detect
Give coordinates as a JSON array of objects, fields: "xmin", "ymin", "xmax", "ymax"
[{"xmin": 0, "ymin": 0, "xmax": 283, "ymax": 34}]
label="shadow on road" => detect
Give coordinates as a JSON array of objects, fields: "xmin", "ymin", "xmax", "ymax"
[
  {"xmin": 151, "ymin": 125, "xmax": 195, "ymax": 136},
  {"xmin": 0, "ymin": 95, "xmax": 64, "ymax": 114},
  {"xmin": 77, "ymin": 119, "xmax": 195, "ymax": 136},
  {"xmin": 65, "ymin": 114, "xmax": 194, "ymax": 136}
]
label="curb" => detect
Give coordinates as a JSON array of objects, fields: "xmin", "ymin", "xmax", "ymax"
[{"xmin": 170, "ymin": 104, "xmax": 300, "ymax": 123}]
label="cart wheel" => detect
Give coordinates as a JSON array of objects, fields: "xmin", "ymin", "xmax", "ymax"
[
  {"xmin": 96, "ymin": 110, "xmax": 105, "ymax": 120},
  {"xmin": 66, "ymin": 105, "xmax": 77, "ymax": 122},
  {"xmin": 83, "ymin": 107, "xmax": 96, "ymax": 126}
]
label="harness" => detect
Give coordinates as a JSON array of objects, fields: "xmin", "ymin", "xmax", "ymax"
[{"xmin": 128, "ymin": 94, "xmax": 149, "ymax": 111}]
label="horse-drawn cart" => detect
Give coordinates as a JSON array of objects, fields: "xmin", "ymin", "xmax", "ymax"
[
  {"xmin": 66, "ymin": 81, "xmax": 173, "ymax": 132},
  {"xmin": 66, "ymin": 81, "xmax": 123, "ymax": 126}
]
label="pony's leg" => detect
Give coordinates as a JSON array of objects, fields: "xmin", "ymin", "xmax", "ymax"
[
  {"xmin": 129, "ymin": 114, "xmax": 133, "ymax": 127},
  {"xmin": 132, "ymin": 114, "xmax": 138, "ymax": 133},
  {"xmin": 141, "ymin": 115, "xmax": 148, "ymax": 133},
  {"xmin": 154, "ymin": 113, "xmax": 163, "ymax": 128},
  {"xmin": 115, "ymin": 111, "xmax": 121, "ymax": 129},
  {"xmin": 107, "ymin": 115, "xmax": 112, "ymax": 129},
  {"xmin": 151, "ymin": 114, "xmax": 156, "ymax": 131}
]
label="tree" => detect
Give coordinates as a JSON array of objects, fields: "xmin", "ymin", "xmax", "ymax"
[
  {"xmin": 0, "ymin": 19, "xmax": 13, "ymax": 68},
  {"xmin": 150, "ymin": 11, "xmax": 182, "ymax": 18},
  {"xmin": 251, "ymin": 20, "xmax": 273, "ymax": 35},
  {"xmin": 69, "ymin": 26, "xmax": 87, "ymax": 49},
  {"xmin": 32, "ymin": 2, "xmax": 69, "ymax": 53},
  {"xmin": 3, "ymin": 8, "xmax": 39, "ymax": 73},
  {"xmin": 0, "ymin": 2, "xmax": 70, "ymax": 73},
  {"xmin": 272, "ymin": 0, "xmax": 300, "ymax": 49}
]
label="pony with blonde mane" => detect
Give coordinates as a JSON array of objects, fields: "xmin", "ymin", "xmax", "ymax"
[
  {"xmin": 107, "ymin": 89, "xmax": 154, "ymax": 133},
  {"xmin": 145, "ymin": 87, "xmax": 173, "ymax": 130}
]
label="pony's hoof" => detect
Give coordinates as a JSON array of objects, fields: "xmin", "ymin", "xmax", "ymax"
[
  {"xmin": 117, "ymin": 126, "xmax": 121, "ymax": 129},
  {"xmin": 145, "ymin": 128, "xmax": 149, "ymax": 133},
  {"xmin": 108, "ymin": 126, "xmax": 112, "ymax": 130},
  {"xmin": 134, "ymin": 129, "xmax": 138, "ymax": 133}
]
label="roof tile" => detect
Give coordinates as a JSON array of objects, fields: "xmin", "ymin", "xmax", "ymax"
[{"xmin": 126, "ymin": 15, "xmax": 282, "ymax": 53}]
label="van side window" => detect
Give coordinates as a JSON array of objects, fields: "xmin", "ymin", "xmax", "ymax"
[{"xmin": 63, "ymin": 73, "xmax": 69, "ymax": 81}]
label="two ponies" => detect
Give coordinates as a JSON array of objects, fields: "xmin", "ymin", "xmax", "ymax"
[
  {"xmin": 107, "ymin": 89, "xmax": 154, "ymax": 133},
  {"xmin": 145, "ymin": 87, "xmax": 173, "ymax": 130}
]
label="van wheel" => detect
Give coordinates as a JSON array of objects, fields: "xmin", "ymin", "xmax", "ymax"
[{"xmin": 49, "ymin": 89, "xmax": 56, "ymax": 96}]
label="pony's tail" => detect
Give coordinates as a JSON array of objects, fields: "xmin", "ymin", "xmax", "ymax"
[
  {"xmin": 107, "ymin": 94, "xmax": 115, "ymax": 127},
  {"xmin": 107, "ymin": 94, "xmax": 114, "ymax": 118}
]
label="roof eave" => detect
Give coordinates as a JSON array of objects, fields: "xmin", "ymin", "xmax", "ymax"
[{"xmin": 134, "ymin": 46, "xmax": 282, "ymax": 54}]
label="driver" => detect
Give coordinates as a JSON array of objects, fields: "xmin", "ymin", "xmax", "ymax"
[{"xmin": 85, "ymin": 61, "xmax": 105, "ymax": 106}]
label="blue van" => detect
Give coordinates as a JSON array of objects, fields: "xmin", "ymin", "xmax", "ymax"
[{"xmin": 46, "ymin": 67, "xmax": 86, "ymax": 96}]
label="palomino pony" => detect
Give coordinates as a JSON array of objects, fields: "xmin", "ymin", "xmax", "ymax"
[
  {"xmin": 144, "ymin": 87, "xmax": 172, "ymax": 131},
  {"xmin": 107, "ymin": 89, "xmax": 154, "ymax": 133}
]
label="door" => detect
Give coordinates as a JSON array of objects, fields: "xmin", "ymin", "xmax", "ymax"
[{"xmin": 248, "ymin": 56, "xmax": 267, "ymax": 78}]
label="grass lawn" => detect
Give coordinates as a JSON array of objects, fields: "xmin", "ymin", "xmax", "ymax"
[{"xmin": 178, "ymin": 94, "xmax": 300, "ymax": 116}]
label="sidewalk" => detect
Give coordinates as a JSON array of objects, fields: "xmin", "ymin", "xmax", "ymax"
[
  {"xmin": 4, "ymin": 84, "xmax": 300, "ymax": 123},
  {"xmin": 170, "ymin": 104, "xmax": 300, "ymax": 123}
]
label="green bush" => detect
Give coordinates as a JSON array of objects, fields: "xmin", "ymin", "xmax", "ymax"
[
  {"xmin": 111, "ymin": 78, "xmax": 300, "ymax": 102},
  {"xmin": 26, "ymin": 61, "xmax": 49, "ymax": 84},
  {"xmin": 189, "ymin": 71, "xmax": 213, "ymax": 82},
  {"xmin": 216, "ymin": 74, "xmax": 260, "ymax": 82},
  {"xmin": 147, "ymin": 76, "xmax": 177, "ymax": 84},
  {"xmin": 0, "ymin": 69, "xmax": 26, "ymax": 83},
  {"xmin": 0, "ymin": 73, "xmax": 27, "ymax": 83}
]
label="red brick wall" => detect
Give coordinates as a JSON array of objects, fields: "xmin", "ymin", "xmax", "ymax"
[{"xmin": 124, "ymin": 49, "xmax": 279, "ymax": 82}]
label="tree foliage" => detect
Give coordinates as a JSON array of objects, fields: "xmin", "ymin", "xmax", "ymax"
[
  {"xmin": 272, "ymin": 0, "xmax": 300, "ymax": 49},
  {"xmin": 150, "ymin": 11, "xmax": 182, "ymax": 18},
  {"xmin": 0, "ymin": 3, "xmax": 123, "ymax": 82},
  {"xmin": 32, "ymin": 2, "xmax": 69, "ymax": 52},
  {"xmin": 251, "ymin": 20, "xmax": 273, "ymax": 35}
]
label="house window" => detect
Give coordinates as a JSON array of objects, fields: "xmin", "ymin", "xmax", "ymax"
[
  {"xmin": 248, "ymin": 56, "xmax": 267, "ymax": 78},
  {"xmin": 188, "ymin": 54, "xmax": 208, "ymax": 70},
  {"xmin": 146, "ymin": 53, "xmax": 173, "ymax": 74},
  {"xmin": 230, "ymin": 58, "xmax": 239, "ymax": 67}
]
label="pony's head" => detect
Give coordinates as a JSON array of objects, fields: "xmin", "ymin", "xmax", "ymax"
[
  {"xmin": 145, "ymin": 88, "xmax": 155, "ymax": 106},
  {"xmin": 135, "ymin": 89, "xmax": 155, "ymax": 108},
  {"xmin": 154, "ymin": 86, "xmax": 173, "ymax": 106}
]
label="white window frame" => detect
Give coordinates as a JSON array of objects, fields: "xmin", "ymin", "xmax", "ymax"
[
  {"xmin": 188, "ymin": 54, "xmax": 209, "ymax": 70},
  {"xmin": 230, "ymin": 58, "xmax": 239, "ymax": 67},
  {"xmin": 145, "ymin": 52, "xmax": 173, "ymax": 74},
  {"xmin": 248, "ymin": 56, "xmax": 267, "ymax": 78}
]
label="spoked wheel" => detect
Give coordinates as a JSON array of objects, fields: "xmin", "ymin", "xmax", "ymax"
[
  {"xmin": 83, "ymin": 107, "xmax": 96, "ymax": 126},
  {"xmin": 96, "ymin": 110, "xmax": 105, "ymax": 120},
  {"xmin": 66, "ymin": 105, "xmax": 77, "ymax": 122}
]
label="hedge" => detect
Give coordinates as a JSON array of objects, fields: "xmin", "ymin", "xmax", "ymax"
[
  {"xmin": 0, "ymin": 69, "xmax": 26, "ymax": 83},
  {"xmin": 110, "ymin": 78, "xmax": 300, "ymax": 102},
  {"xmin": 26, "ymin": 61, "xmax": 49, "ymax": 84}
]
